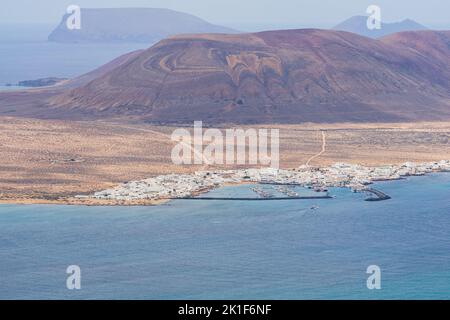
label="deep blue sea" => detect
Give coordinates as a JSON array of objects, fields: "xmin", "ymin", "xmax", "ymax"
[{"xmin": 0, "ymin": 173, "xmax": 449, "ymax": 300}]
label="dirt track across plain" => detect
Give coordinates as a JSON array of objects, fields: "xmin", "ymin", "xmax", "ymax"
[{"xmin": 0, "ymin": 117, "xmax": 449, "ymax": 203}]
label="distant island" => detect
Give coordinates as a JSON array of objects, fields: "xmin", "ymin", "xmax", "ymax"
[
  {"xmin": 48, "ymin": 7, "xmax": 237, "ymax": 43},
  {"xmin": 6, "ymin": 77, "xmax": 67, "ymax": 88},
  {"xmin": 333, "ymin": 16, "xmax": 427, "ymax": 38}
]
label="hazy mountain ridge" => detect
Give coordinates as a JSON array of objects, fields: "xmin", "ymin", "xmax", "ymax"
[
  {"xmin": 333, "ymin": 16, "xmax": 428, "ymax": 38},
  {"xmin": 48, "ymin": 8, "xmax": 237, "ymax": 43}
]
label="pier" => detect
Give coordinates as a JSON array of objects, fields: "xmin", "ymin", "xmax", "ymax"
[
  {"xmin": 363, "ymin": 188, "xmax": 391, "ymax": 201},
  {"xmin": 174, "ymin": 195, "xmax": 333, "ymax": 201},
  {"xmin": 259, "ymin": 182, "xmax": 303, "ymax": 186}
]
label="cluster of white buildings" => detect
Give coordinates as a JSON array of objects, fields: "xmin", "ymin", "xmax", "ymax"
[
  {"xmin": 303, "ymin": 160, "xmax": 450, "ymax": 190},
  {"xmin": 90, "ymin": 160, "xmax": 450, "ymax": 201},
  {"xmin": 93, "ymin": 172, "xmax": 238, "ymax": 201}
]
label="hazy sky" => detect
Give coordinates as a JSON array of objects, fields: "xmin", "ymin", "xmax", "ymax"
[{"xmin": 1, "ymin": 0, "xmax": 449, "ymax": 30}]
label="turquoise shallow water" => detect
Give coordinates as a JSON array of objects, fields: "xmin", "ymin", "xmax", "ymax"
[{"xmin": 0, "ymin": 173, "xmax": 449, "ymax": 300}]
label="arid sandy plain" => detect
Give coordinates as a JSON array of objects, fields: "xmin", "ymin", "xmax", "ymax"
[{"xmin": 0, "ymin": 116, "xmax": 449, "ymax": 205}]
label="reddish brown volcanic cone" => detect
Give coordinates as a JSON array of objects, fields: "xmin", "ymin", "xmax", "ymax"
[{"xmin": 48, "ymin": 29, "xmax": 450, "ymax": 124}]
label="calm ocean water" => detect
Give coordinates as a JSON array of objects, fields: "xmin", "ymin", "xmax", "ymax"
[
  {"xmin": 0, "ymin": 24, "xmax": 149, "ymax": 85},
  {"xmin": 0, "ymin": 173, "xmax": 449, "ymax": 300},
  {"xmin": 1, "ymin": 24, "xmax": 449, "ymax": 300}
]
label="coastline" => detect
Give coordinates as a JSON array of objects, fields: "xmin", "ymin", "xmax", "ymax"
[
  {"xmin": 1, "ymin": 162, "xmax": 449, "ymax": 300},
  {"xmin": 0, "ymin": 197, "xmax": 170, "ymax": 206},
  {"xmin": 0, "ymin": 181, "xmax": 252, "ymax": 206},
  {"xmin": 90, "ymin": 160, "xmax": 450, "ymax": 204},
  {"xmin": 1, "ymin": 161, "xmax": 448, "ymax": 206}
]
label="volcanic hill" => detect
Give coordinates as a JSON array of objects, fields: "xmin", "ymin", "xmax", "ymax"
[{"xmin": 2, "ymin": 29, "xmax": 449, "ymax": 124}]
